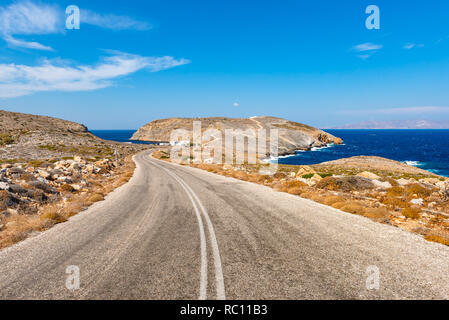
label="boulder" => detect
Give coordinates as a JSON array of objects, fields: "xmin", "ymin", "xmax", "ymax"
[
  {"xmin": 397, "ymin": 178, "xmax": 411, "ymax": 186},
  {"xmin": 38, "ymin": 169, "xmax": 51, "ymax": 179},
  {"xmin": 309, "ymin": 174, "xmax": 323, "ymax": 185},
  {"xmin": 71, "ymin": 184, "xmax": 82, "ymax": 191},
  {"xmin": 296, "ymin": 165, "xmax": 316, "ymax": 178},
  {"xmin": 28, "ymin": 181, "xmax": 58, "ymax": 194},
  {"xmin": 8, "ymin": 184, "xmax": 29, "ymax": 195},
  {"xmin": 57, "ymin": 176, "xmax": 73, "ymax": 184},
  {"xmin": 0, "ymin": 182, "xmax": 9, "ymax": 190},
  {"xmin": 357, "ymin": 171, "xmax": 380, "ymax": 180},
  {"xmin": 372, "ymin": 179, "xmax": 392, "ymax": 189},
  {"xmin": 0, "ymin": 190, "xmax": 20, "ymax": 209},
  {"xmin": 410, "ymin": 198, "xmax": 424, "ymax": 206}
]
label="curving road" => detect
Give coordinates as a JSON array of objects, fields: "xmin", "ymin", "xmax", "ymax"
[{"xmin": 0, "ymin": 150, "xmax": 449, "ymax": 299}]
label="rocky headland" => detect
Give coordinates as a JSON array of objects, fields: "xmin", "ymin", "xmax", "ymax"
[{"xmin": 132, "ymin": 116, "xmax": 343, "ymax": 156}]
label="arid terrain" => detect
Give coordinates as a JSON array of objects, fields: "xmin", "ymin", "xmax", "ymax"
[{"xmin": 0, "ymin": 110, "xmax": 151, "ymax": 248}]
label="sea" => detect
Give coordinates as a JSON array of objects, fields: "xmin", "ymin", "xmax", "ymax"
[{"xmin": 91, "ymin": 129, "xmax": 449, "ymax": 177}]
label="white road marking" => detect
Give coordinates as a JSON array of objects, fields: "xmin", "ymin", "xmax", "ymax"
[
  {"xmin": 148, "ymin": 157, "xmax": 226, "ymax": 300},
  {"xmin": 179, "ymin": 179, "xmax": 226, "ymax": 300},
  {"xmin": 149, "ymin": 160, "xmax": 208, "ymax": 300}
]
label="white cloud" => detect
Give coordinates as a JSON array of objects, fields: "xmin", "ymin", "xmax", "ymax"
[
  {"xmin": 357, "ymin": 54, "xmax": 372, "ymax": 60},
  {"xmin": 0, "ymin": 53, "xmax": 190, "ymax": 98},
  {"xmin": 82, "ymin": 10, "xmax": 151, "ymax": 31},
  {"xmin": 0, "ymin": 0, "xmax": 61, "ymax": 51},
  {"xmin": 403, "ymin": 43, "xmax": 424, "ymax": 50},
  {"xmin": 353, "ymin": 42, "xmax": 383, "ymax": 52},
  {"xmin": 3, "ymin": 34, "xmax": 53, "ymax": 51},
  {"xmin": 0, "ymin": 1, "xmax": 152, "ymax": 51}
]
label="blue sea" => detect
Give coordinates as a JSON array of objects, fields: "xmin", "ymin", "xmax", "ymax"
[
  {"xmin": 91, "ymin": 129, "xmax": 449, "ymax": 177},
  {"xmin": 91, "ymin": 130, "xmax": 157, "ymax": 145},
  {"xmin": 279, "ymin": 130, "xmax": 449, "ymax": 177}
]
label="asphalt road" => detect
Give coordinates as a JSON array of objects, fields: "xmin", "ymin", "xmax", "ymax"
[{"xmin": 0, "ymin": 151, "xmax": 448, "ymax": 299}]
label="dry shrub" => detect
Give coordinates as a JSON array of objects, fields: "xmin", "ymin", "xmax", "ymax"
[
  {"xmin": 0, "ymin": 214, "xmax": 46, "ymax": 246},
  {"xmin": 287, "ymin": 187, "xmax": 303, "ymax": 195},
  {"xmin": 402, "ymin": 206, "xmax": 421, "ymax": 219},
  {"xmin": 381, "ymin": 194, "xmax": 409, "ymax": 208},
  {"xmin": 272, "ymin": 183, "xmax": 288, "ymax": 193},
  {"xmin": 286, "ymin": 180, "xmax": 307, "ymax": 188},
  {"xmin": 386, "ymin": 186, "xmax": 405, "ymax": 197},
  {"xmin": 316, "ymin": 176, "xmax": 374, "ymax": 192},
  {"xmin": 61, "ymin": 197, "xmax": 85, "ymax": 217},
  {"xmin": 232, "ymin": 171, "xmax": 249, "ymax": 181},
  {"xmin": 247, "ymin": 173, "xmax": 266, "ymax": 184},
  {"xmin": 40, "ymin": 211, "xmax": 67, "ymax": 224},
  {"xmin": 331, "ymin": 202, "xmax": 346, "ymax": 209},
  {"xmin": 338, "ymin": 200, "xmax": 364, "ymax": 215},
  {"xmin": 309, "ymin": 193, "xmax": 325, "ymax": 203},
  {"xmin": 20, "ymin": 173, "xmax": 36, "ymax": 182},
  {"xmin": 404, "ymin": 183, "xmax": 433, "ymax": 198},
  {"xmin": 300, "ymin": 192, "xmax": 313, "ymax": 199},
  {"xmin": 322, "ymin": 195, "xmax": 346, "ymax": 206},
  {"xmin": 88, "ymin": 193, "xmax": 104, "ymax": 203},
  {"xmin": 60, "ymin": 184, "xmax": 75, "ymax": 193},
  {"xmin": 273, "ymin": 172, "xmax": 286, "ymax": 179},
  {"xmin": 362, "ymin": 207, "xmax": 390, "ymax": 220},
  {"xmin": 425, "ymin": 232, "xmax": 449, "ymax": 246}
]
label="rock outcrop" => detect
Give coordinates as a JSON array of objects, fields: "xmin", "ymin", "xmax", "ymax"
[{"xmin": 132, "ymin": 116, "xmax": 342, "ymax": 156}]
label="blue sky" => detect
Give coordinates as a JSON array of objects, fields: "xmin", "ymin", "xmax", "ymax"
[{"xmin": 0, "ymin": 0, "xmax": 448, "ymax": 129}]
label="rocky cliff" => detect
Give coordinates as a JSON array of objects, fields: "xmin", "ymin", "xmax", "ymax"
[{"xmin": 132, "ymin": 116, "xmax": 343, "ymax": 156}]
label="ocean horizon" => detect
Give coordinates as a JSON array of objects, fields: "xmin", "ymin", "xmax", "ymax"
[{"xmin": 91, "ymin": 129, "xmax": 449, "ymax": 177}]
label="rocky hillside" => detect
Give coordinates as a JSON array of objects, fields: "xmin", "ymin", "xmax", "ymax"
[
  {"xmin": 0, "ymin": 110, "xmax": 148, "ymax": 160},
  {"xmin": 0, "ymin": 110, "xmax": 87, "ymax": 133},
  {"xmin": 0, "ymin": 110, "xmax": 151, "ymax": 248},
  {"xmin": 132, "ymin": 116, "xmax": 342, "ymax": 156}
]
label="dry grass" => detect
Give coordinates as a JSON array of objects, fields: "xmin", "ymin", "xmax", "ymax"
[
  {"xmin": 425, "ymin": 232, "xmax": 449, "ymax": 246},
  {"xmin": 386, "ymin": 186, "xmax": 405, "ymax": 197},
  {"xmin": 339, "ymin": 201, "xmax": 365, "ymax": 215},
  {"xmin": 402, "ymin": 206, "xmax": 421, "ymax": 219},
  {"xmin": 321, "ymin": 195, "xmax": 346, "ymax": 206},
  {"xmin": 87, "ymin": 193, "xmax": 105, "ymax": 203},
  {"xmin": 287, "ymin": 187, "xmax": 303, "ymax": 195},
  {"xmin": 231, "ymin": 171, "xmax": 249, "ymax": 181},
  {"xmin": 404, "ymin": 183, "xmax": 433, "ymax": 198},
  {"xmin": 362, "ymin": 207, "xmax": 390, "ymax": 220},
  {"xmin": 0, "ymin": 214, "xmax": 49, "ymax": 249}
]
